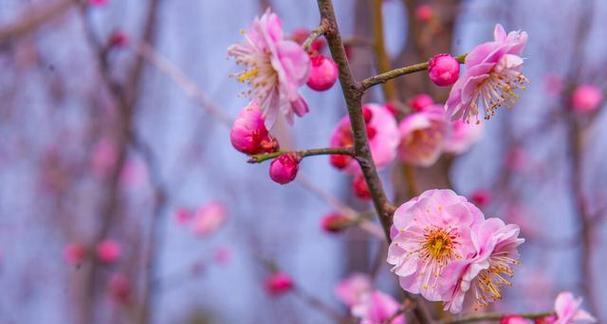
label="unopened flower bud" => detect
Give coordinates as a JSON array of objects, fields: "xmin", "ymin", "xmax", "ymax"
[
  {"xmin": 330, "ymin": 154, "xmax": 352, "ymax": 170},
  {"xmin": 265, "ymin": 272, "xmax": 294, "ymax": 296},
  {"xmin": 321, "ymin": 213, "xmax": 351, "ymax": 233},
  {"xmin": 269, "ymin": 153, "xmax": 300, "ymax": 184},
  {"xmin": 428, "ymin": 54, "xmax": 460, "ymax": 87},
  {"xmin": 230, "ymin": 102, "xmax": 278, "ymax": 155},
  {"xmin": 572, "ymin": 84, "xmax": 603, "ymax": 112},
  {"xmin": 353, "ymin": 175, "xmax": 371, "ymax": 200},
  {"xmin": 470, "ymin": 189, "xmax": 490, "ymax": 207},
  {"xmin": 415, "ymin": 4, "xmax": 433, "ymax": 22},
  {"xmin": 96, "ymin": 239, "xmax": 121, "ymax": 264},
  {"xmin": 306, "ymin": 55, "xmax": 338, "ymax": 91}
]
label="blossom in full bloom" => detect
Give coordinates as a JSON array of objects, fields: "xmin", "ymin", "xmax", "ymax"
[
  {"xmin": 192, "ymin": 201, "xmax": 227, "ymax": 236},
  {"xmin": 230, "ymin": 101, "xmax": 279, "ymax": 155},
  {"xmin": 330, "ymin": 104, "xmax": 399, "ymax": 172},
  {"xmin": 445, "ymin": 24, "xmax": 528, "ymax": 123},
  {"xmin": 428, "ymin": 54, "xmax": 460, "ymax": 87},
  {"xmin": 228, "ymin": 9, "xmax": 310, "ymax": 130},
  {"xmin": 553, "ymin": 291, "xmax": 596, "ymax": 324},
  {"xmin": 269, "ymin": 153, "xmax": 300, "ymax": 184},
  {"xmin": 335, "ymin": 273, "xmax": 372, "ymax": 306},
  {"xmin": 571, "ymin": 84, "xmax": 603, "ymax": 113},
  {"xmin": 443, "ymin": 119, "xmax": 484, "ymax": 155},
  {"xmin": 265, "ymin": 272, "xmax": 294, "ymax": 296},
  {"xmin": 96, "ymin": 239, "xmax": 121, "ymax": 263},
  {"xmin": 397, "ymin": 105, "xmax": 448, "ymax": 167},
  {"xmin": 351, "ymin": 290, "xmax": 406, "ymax": 324},
  {"xmin": 387, "ymin": 189, "xmax": 484, "ymax": 301},
  {"xmin": 442, "ymin": 218, "xmax": 524, "ymax": 313}
]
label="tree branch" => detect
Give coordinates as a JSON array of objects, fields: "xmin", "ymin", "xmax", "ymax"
[
  {"xmin": 302, "ymin": 21, "xmax": 329, "ymax": 52},
  {"xmin": 442, "ymin": 311, "xmax": 554, "ymax": 324},
  {"xmin": 247, "ymin": 147, "xmax": 353, "ymax": 163}
]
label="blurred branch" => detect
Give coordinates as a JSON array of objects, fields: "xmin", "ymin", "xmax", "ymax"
[
  {"xmin": 442, "ymin": 311, "xmax": 554, "ymax": 324},
  {"xmin": 247, "ymin": 147, "xmax": 353, "ymax": 163},
  {"xmin": 0, "ymin": 0, "xmax": 81, "ymax": 44}
]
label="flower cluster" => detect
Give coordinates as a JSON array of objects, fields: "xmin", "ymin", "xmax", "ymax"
[{"xmin": 387, "ymin": 189, "xmax": 524, "ymax": 313}]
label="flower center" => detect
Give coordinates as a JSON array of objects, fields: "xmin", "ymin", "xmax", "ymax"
[
  {"xmin": 473, "ymin": 253, "xmax": 519, "ymax": 308},
  {"xmin": 421, "ymin": 227, "xmax": 457, "ymax": 264},
  {"xmin": 475, "ymin": 69, "xmax": 528, "ymax": 122}
]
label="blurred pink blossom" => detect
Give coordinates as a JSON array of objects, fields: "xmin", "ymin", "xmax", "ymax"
[
  {"xmin": 470, "ymin": 189, "xmax": 491, "ymax": 208},
  {"xmin": 64, "ymin": 243, "xmax": 87, "ymax": 265},
  {"xmin": 446, "ymin": 24, "xmax": 528, "ymax": 123},
  {"xmin": 321, "ymin": 212, "xmax": 351, "ymax": 233},
  {"xmin": 119, "ymin": 159, "xmax": 148, "ymax": 188},
  {"xmin": 213, "ymin": 246, "xmax": 232, "ymax": 265},
  {"xmin": 351, "ymin": 290, "xmax": 406, "ymax": 324},
  {"xmin": 415, "ymin": 4, "xmax": 433, "ymax": 22},
  {"xmin": 192, "ymin": 201, "xmax": 227, "ymax": 236},
  {"xmin": 173, "ymin": 207, "xmax": 194, "ymax": 225},
  {"xmin": 91, "ymin": 138, "xmax": 117, "ymax": 177},
  {"xmin": 553, "ymin": 291, "xmax": 596, "ymax": 324},
  {"xmin": 108, "ymin": 272, "xmax": 132, "ymax": 304},
  {"xmin": 228, "ymin": 9, "xmax": 310, "ymax": 130},
  {"xmin": 96, "ymin": 239, "xmax": 121, "ymax": 264},
  {"xmin": 334, "ymin": 272, "xmax": 372, "ymax": 306},
  {"xmin": 544, "ymin": 74, "xmax": 563, "ymax": 96},
  {"xmin": 408, "ymin": 94, "xmax": 434, "ymax": 112},
  {"xmin": 443, "ymin": 119, "xmax": 484, "ymax": 154},
  {"xmin": 572, "ymin": 84, "xmax": 603, "ymax": 113},
  {"xmin": 265, "ymin": 272, "xmax": 294, "ymax": 296},
  {"xmin": 397, "ymin": 105, "xmax": 448, "ymax": 167},
  {"xmin": 500, "ymin": 316, "xmax": 532, "ymax": 324}
]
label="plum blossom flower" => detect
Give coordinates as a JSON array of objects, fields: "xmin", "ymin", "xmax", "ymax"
[
  {"xmin": 335, "ymin": 273, "xmax": 373, "ymax": 306},
  {"xmin": 445, "ymin": 24, "xmax": 528, "ymax": 123},
  {"xmin": 192, "ymin": 201, "xmax": 227, "ymax": 236},
  {"xmin": 443, "ymin": 119, "xmax": 484, "ymax": 155},
  {"xmin": 553, "ymin": 291, "xmax": 596, "ymax": 324},
  {"xmin": 230, "ymin": 101, "xmax": 279, "ymax": 155},
  {"xmin": 397, "ymin": 105, "xmax": 448, "ymax": 167},
  {"xmin": 228, "ymin": 9, "xmax": 310, "ymax": 130},
  {"xmin": 351, "ymin": 290, "xmax": 406, "ymax": 324},
  {"xmin": 387, "ymin": 189, "xmax": 484, "ymax": 301},
  {"xmin": 330, "ymin": 104, "xmax": 399, "ymax": 172},
  {"xmin": 442, "ymin": 218, "xmax": 524, "ymax": 313}
]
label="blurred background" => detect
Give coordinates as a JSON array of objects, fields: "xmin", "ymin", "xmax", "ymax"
[{"xmin": 0, "ymin": 0, "xmax": 606, "ymax": 323}]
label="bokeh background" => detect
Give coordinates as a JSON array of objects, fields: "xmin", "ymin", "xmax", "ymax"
[{"xmin": 0, "ymin": 0, "xmax": 606, "ymax": 323}]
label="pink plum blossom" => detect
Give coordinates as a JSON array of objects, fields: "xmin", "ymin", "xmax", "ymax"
[
  {"xmin": 96, "ymin": 239, "xmax": 121, "ymax": 263},
  {"xmin": 330, "ymin": 104, "xmax": 399, "ymax": 173},
  {"xmin": 445, "ymin": 24, "xmax": 528, "ymax": 123},
  {"xmin": 571, "ymin": 85, "xmax": 603, "ymax": 113},
  {"xmin": 351, "ymin": 290, "xmax": 406, "ymax": 324},
  {"xmin": 228, "ymin": 9, "xmax": 310, "ymax": 130},
  {"xmin": 387, "ymin": 189, "xmax": 484, "ymax": 302},
  {"xmin": 192, "ymin": 201, "xmax": 227, "ymax": 236},
  {"xmin": 64, "ymin": 243, "xmax": 87, "ymax": 265},
  {"xmin": 428, "ymin": 54, "xmax": 460, "ymax": 87},
  {"xmin": 397, "ymin": 105, "xmax": 448, "ymax": 167},
  {"xmin": 443, "ymin": 119, "xmax": 484, "ymax": 154},
  {"xmin": 334, "ymin": 273, "xmax": 372, "ymax": 306},
  {"xmin": 230, "ymin": 101, "xmax": 279, "ymax": 155},
  {"xmin": 553, "ymin": 291, "xmax": 596, "ymax": 324},
  {"xmin": 441, "ymin": 218, "xmax": 524, "ymax": 313}
]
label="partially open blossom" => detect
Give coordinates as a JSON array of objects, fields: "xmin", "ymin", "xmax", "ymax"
[
  {"xmin": 388, "ymin": 189, "xmax": 484, "ymax": 302},
  {"xmin": 269, "ymin": 153, "xmax": 300, "ymax": 184},
  {"xmin": 96, "ymin": 239, "xmax": 121, "ymax": 263},
  {"xmin": 335, "ymin": 273, "xmax": 372, "ymax": 306},
  {"xmin": 470, "ymin": 189, "xmax": 490, "ymax": 208},
  {"xmin": 571, "ymin": 84, "xmax": 603, "ymax": 113},
  {"xmin": 306, "ymin": 55, "xmax": 338, "ymax": 91},
  {"xmin": 351, "ymin": 290, "xmax": 406, "ymax": 324},
  {"xmin": 553, "ymin": 291, "xmax": 596, "ymax": 324},
  {"xmin": 64, "ymin": 243, "xmax": 87, "ymax": 265},
  {"xmin": 321, "ymin": 212, "xmax": 351, "ymax": 233},
  {"xmin": 445, "ymin": 24, "xmax": 528, "ymax": 123},
  {"xmin": 415, "ymin": 4, "xmax": 434, "ymax": 22},
  {"xmin": 265, "ymin": 272, "xmax": 294, "ymax": 296},
  {"xmin": 428, "ymin": 54, "xmax": 460, "ymax": 87},
  {"xmin": 443, "ymin": 119, "xmax": 484, "ymax": 155},
  {"xmin": 398, "ymin": 105, "xmax": 448, "ymax": 167},
  {"xmin": 192, "ymin": 201, "xmax": 227, "ymax": 236},
  {"xmin": 330, "ymin": 104, "xmax": 399, "ymax": 172},
  {"xmin": 353, "ymin": 174, "xmax": 371, "ymax": 200},
  {"xmin": 408, "ymin": 94, "xmax": 434, "ymax": 112},
  {"xmin": 173, "ymin": 207, "xmax": 194, "ymax": 225},
  {"xmin": 228, "ymin": 9, "xmax": 310, "ymax": 130},
  {"xmin": 230, "ymin": 101, "xmax": 279, "ymax": 155},
  {"xmin": 442, "ymin": 218, "xmax": 524, "ymax": 313},
  {"xmin": 108, "ymin": 272, "xmax": 131, "ymax": 304},
  {"xmin": 501, "ymin": 316, "xmax": 532, "ymax": 324}
]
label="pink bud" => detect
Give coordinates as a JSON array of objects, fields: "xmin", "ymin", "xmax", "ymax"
[
  {"xmin": 353, "ymin": 175, "xmax": 371, "ymax": 200},
  {"xmin": 96, "ymin": 239, "xmax": 121, "ymax": 263},
  {"xmin": 89, "ymin": 0, "xmax": 108, "ymax": 6},
  {"xmin": 572, "ymin": 84, "xmax": 603, "ymax": 112},
  {"xmin": 470, "ymin": 189, "xmax": 490, "ymax": 207},
  {"xmin": 534, "ymin": 315, "xmax": 557, "ymax": 324},
  {"xmin": 407, "ymin": 94, "xmax": 434, "ymax": 112},
  {"xmin": 363, "ymin": 106, "xmax": 374, "ymax": 122},
  {"xmin": 108, "ymin": 272, "xmax": 131, "ymax": 304},
  {"xmin": 428, "ymin": 54, "xmax": 460, "ymax": 86},
  {"xmin": 330, "ymin": 154, "xmax": 352, "ymax": 170},
  {"xmin": 230, "ymin": 102, "xmax": 279, "ymax": 155},
  {"xmin": 415, "ymin": 4, "xmax": 433, "ymax": 22},
  {"xmin": 64, "ymin": 243, "xmax": 87, "ymax": 265},
  {"xmin": 173, "ymin": 207, "xmax": 194, "ymax": 224},
  {"xmin": 306, "ymin": 55, "xmax": 338, "ymax": 91},
  {"xmin": 500, "ymin": 316, "xmax": 531, "ymax": 324},
  {"xmin": 108, "ymin": 30, "xmax": 128, "ymax": 47},
  {"xmin": 321, "ymin": 213, "xmax": 351, "ymax": 233},
  {"xmin": 265, "ymin": 272, "xmax": 294, "ymax": 296},
  {"xmin": 269, "ymin": 153, "xmax": 300, "ymax": 184}
]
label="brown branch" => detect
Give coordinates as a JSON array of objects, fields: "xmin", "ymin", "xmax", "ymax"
[
  {"xmin": 316, "ymin": 0, "xmax": 395, "ymax": 241},
  {"xmin": 247, "ymin": 147, "xmax": 353, "ymax": 163},
  {"xmin": 361, "ymin": 54, "xmax": 466, "ymax": 91},
  {"xmin": 371, "ymin": 0, "xmax": 397, "ymax": 101},
  {"xmin": 442, "ymin": 311, "xmax": 554, "ymax": 324},
  {"xmin": 302, "ymin": 21, "xmax": 329, "ymax": 52}
]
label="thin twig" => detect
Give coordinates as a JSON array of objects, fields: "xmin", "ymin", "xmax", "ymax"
[
  {"xmin": 247, "ymin": 147, "xmax": 353, "ymax": 163},
  {"xmin": 442, "ymin": 311, "xmax": 554, "ymax": 324},
  {"xmin": 302, "ymin": 21, "xmax": 329, "ymax": 52}
]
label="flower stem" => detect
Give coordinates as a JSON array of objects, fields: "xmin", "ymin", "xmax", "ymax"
[{"xmin": 247, "ymin": 147, "xmax": 353, "ymax": 163}]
